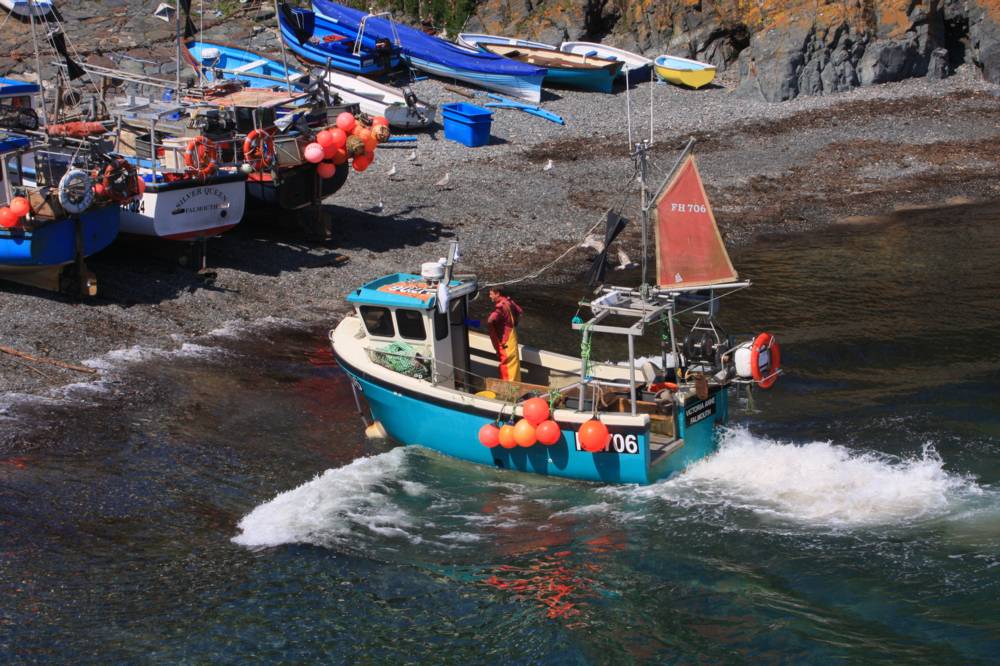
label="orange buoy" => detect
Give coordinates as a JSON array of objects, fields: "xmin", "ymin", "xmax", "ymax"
[
  {"xmin": 535, "ymin": 420, "xmax": 561, "ymax": 446},
  {"xmin": 336, "ymin": 112, "xmax": 356, "ymax": 133},
  {"xmin": 316, "ymin": 129, "xmax": 334, "ymax": 147},
  {"xmin": 352, "ymin": 154, "xmax": 370, "ymax": 172},
  {"xmin": 498, "ymin": 424, "xmax": 517, "ymax": 449},
  {"xmin": 578, "ymin": 419, "xmax": 610, "ymax": 453},
  {"xmin": 329, "ymin": 127, "xmax": 347, "ymax": 149},
  {"xmin": 372, "ymin": 115, "xmax": 389, "ymax": 127},
  {"xmin": 9, "ymin": 196, "xmax": 29, "ymax": 218},
  {"xmin": 331, "ymin": 148, "xmax": 348, "ymax": 166},
  {"xmin": 0, "ymin": 207, "xmax": 16, "ymax": 228},
  {"xmin": 513, "ymin": 419, "xmax": 537, "ymax": 447},
  {"xmin": 478, "ymin": 423, "xmax": 500, "ymax": 448},
  {"xmin": 521, "ymin": 397, "xmax": 549, "ymax": 425},
  {"xmin": 317, "ymin": 162, "xmax": 337, "ymax": 179}
]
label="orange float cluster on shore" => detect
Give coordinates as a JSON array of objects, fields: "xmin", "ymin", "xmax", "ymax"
[{"xmin": 305, "ymin": 112, "xmax": 391, "ymax": 178}]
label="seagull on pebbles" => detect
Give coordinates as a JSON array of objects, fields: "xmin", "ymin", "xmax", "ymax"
[
  {"xmin": 406, "ymin": 149, "xmax": 418, "ymax": 161},
  {"xmin": 543, "ymin": 159, "xmax": 554, "ymax": 171},
  {"xmin": 579, "ymin": 233, "xmax": 605, "ymax": 253},
  {"xmin": 434, "ymin": 172, "xmax": 451, "ymax": 190},
  {"xmin": 614, "ymin": 248, "xmax": 637, "ymax": 271},
  {"xmin": 386, "ymin": 163, "xmax": 398, "ymax": 180}
]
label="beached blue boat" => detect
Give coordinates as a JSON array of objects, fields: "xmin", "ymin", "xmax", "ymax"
[
  {"xmin": 186, "ymin": 40, "xmax": 308, "ymax": 91},
  {"xmin": 1, "ymin": 134, "xmax": 120, "ymax": 295},
  {"xmin": 331, "ymin": 144, "xmax": 782, "ymax": 484},
  {"xmin": 482, "ymin": 43, "xmax": 623, "ymax": 93},
  {"xmin": 311, "ymin": 0, "xmax": 546, "ymax": 102},
  {"xmin": 278, "ymin": 2, "xmax": 399, "ymax": 75}
]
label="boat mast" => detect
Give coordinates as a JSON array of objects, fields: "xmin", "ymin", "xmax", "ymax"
[
  {"xmin": 635, "ymin": 139, "xmax": 650, "ymax": 295},
  {"xmin": 175, "ymin": 0, "xmax": 183, "ymax": 95},
  {"xmin": 274, "ymin": 0, "xmax": 294, "ymax": 94},
  {"xmin": 27, "ymin": 0, "xmax": 48, "ymax": 127}
]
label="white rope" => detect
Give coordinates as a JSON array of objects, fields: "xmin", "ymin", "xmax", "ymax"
[{"xmin": 624, "ymin": 66, "xmax": 632, "ymax": 149}]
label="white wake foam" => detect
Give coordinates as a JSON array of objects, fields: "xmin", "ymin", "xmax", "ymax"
[
  {"xmin": 610, "ymin": 428, "xmax": 983, "ymax": 528},
  {"xmin": 232, "ymin": 448, "xmax": 425, "ymax": 548}
]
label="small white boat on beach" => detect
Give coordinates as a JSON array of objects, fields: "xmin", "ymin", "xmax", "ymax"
[
  {"xmin": 559, "ymin": 41, "xmax": 652, "ymax": 80},
  {"xmin": 321, "ymin": 70, "xmax": 436, "ymax": 130},
  {"xmin": 456, "ymin": 33, "xmax": 556, "ymax": 51},
  {"xmin": 0, "ymin": 0, "xmax": 53, "ymax": 18}
]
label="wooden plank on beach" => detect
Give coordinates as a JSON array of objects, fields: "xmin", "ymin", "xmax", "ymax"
[{"xmin": 0, "ymin": 345, "xmax": 97, "ymax": 374}]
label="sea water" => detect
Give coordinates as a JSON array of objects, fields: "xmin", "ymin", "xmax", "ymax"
[{"xmin": 1, "ymin": 203, "xmax": 998, "ymax": 663}]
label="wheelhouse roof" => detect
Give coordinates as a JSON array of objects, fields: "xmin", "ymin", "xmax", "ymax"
[{"xmin": 347, "ymin": 272, "xmax": 468, "ymax": 311}]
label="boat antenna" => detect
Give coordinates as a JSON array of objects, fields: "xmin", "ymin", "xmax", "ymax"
[
  {"xmin": 27, "ymin": 0, "xmax": 48, "ymax": 127},
  {"xmin": 174, "ymin": 0, "xmax": 182, "ymax": 95},
  {"xmin": 633, "ymin": 138, "xmax": 651, "ymax": 295}
]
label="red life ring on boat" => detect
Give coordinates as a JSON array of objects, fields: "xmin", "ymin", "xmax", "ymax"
[
  {"xmin": 98, "ymin": 157, "xmax": 141, "ymax": 203},
  {"xmin": 750, "ymin": 332, "xmax": 781, "ymax": 389},
  {"xmin": 242, "ymin": 129, "xmax": 275, "ymax": 171},
  {"xmin": 649, "ymin": 381, "xmax": 678, "ymax": 393},
  {"xmin": 184, "ymin": 136, "xmax": 217, "ymax": 177}
]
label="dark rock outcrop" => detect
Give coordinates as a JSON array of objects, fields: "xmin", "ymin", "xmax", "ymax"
[{"xmin": 467, "ymin": 0, "xmax": 1000, "ymax": 100}]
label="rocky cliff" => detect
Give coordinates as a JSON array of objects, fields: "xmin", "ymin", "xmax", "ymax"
[{"xmin": 465, "ymin": 0, "xmax": 1000, "ymax": 100}]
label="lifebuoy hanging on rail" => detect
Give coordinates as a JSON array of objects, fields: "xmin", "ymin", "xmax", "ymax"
[
  {"xmin": 750, "ymin": 332, "xmax": 781, "ymax": 389},
  {"xmin": 58, "ymin": 169, "xmax": 95, "ymax": 215},
  {"xmin": 99, "ymin": 157, "xmax": 142, "ymax": 203},
  {"xmin": 184, "ymin": 136, "xmax": 217, "ymax": 178},
  {"xmin": 242, "ymin": 129, "xmax": 275, "ymax": 171}
]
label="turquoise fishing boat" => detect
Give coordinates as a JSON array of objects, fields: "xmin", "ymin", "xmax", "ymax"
[
  {"xmin": 482, "ymin": 43, "xmax": 623, "ymax": 93},
  {"xmin": 331, "ymin": 142, "xmax": 781, "ymax": 484}
]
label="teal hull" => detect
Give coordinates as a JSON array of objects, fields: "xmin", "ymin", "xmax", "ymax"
[
  {"xmin": 543, "ymin": 66, "xmax": 618, "ymax": 93},
  {"xmin": 337, "ymin": 353, "xmax": 727, "ymax": 485}
]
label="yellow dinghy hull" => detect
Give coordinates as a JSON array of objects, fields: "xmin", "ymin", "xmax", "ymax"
[{"xmin": 653, "ymin": 55, "xmax": 716, "ymax": 89}]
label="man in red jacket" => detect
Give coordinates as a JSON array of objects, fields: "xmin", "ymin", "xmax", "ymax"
[{"xmin": 487, "ymin": 288, "xmax": 523, "ymax": 382}]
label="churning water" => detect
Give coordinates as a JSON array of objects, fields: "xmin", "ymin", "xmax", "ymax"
[{"xmin": 2, "ymin": 203, "xmax": 999, "ymax": 663}]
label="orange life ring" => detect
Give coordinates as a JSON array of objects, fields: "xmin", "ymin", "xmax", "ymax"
[
  {"xmin": 242, "ymin": 129, "xmax": 275, "ymax": 171},
  {"xmin": 649, "ymin": 381, "xmax": 679, "ymax": 393},
  {"xmin": 184, "ymin": 136, "xmax": 217, "ymax": 177},
  {"xmin": 98, "ymin": 157, "xmax": 141, "ymax": 203},
  {"xmin": 750, "ymin": 332, "xmax": 781, "ymax": 389}
]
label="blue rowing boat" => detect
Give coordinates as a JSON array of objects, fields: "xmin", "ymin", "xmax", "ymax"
[
  {"xmin": 278, "ymin": 2, "xmax": 399, "ymax": 75},
  {"xmin": 186, "ymin": 40, "xmax": 308, "ymax": 91},
  {"xmin": 311, "ymin": 0, "xmax": 546, "ymax": 102}
]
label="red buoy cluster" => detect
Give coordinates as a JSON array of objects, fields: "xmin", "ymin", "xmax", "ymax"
[
  {"xmin": 478, "ymin": 397, "xmax": 563, "ymax": 449},
  {"xmin": 304, "ymin": 112, "xmax": 390, "ymax": 178},
  {"xmin": 0, "ymin": 196, "xmax": 30, "ymax": 228}
]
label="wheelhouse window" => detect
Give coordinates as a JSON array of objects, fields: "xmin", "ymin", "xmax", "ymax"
[
  {"xmin": 360, "ymin": 306, "xmax": 394, "ymax": 337},
  {"xmin": 396, "ymin": 309, "xmax": 426, "ymax": 341}
]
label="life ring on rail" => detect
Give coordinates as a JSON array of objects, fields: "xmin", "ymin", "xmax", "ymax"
[
  {"xmin": 184, "ymin": 136, "xmax": 217, "ymax": 177},
  {"xmin": 649, "ymin": 381, "xmax": 678, "ymax": 393},
  {"xmin": 242, "ymin": 129, "xmax": 274, "ymax": 171},
  {"xmin": 100, "ymin": 157, "xmax": 141, "ymax": 203},
  {"xmin": 750, "ymin": 332, "xmax": 781, "ymax": 389},
  {"xmin": 57, "ymin": 169, "xmax": 95, "ymax": 215}
]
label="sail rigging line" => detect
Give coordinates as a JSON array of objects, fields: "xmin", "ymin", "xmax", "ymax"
[
  {"xmin": 671, "ymin": 282, "xmax": 750, "ymax": 319},
  {"xmin": 42, "ymin": 7, "xmax": 111, "ymax": 112},
  {"xmin": 481, "ymin": 163, "xmax": 639, "ymax": 289}
]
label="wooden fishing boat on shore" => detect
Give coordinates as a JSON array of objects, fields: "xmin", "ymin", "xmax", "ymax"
[
  {"xmin": 654, "ymin": 55, "xmax": 716, "ymax": 89},
  {"xmin": 278, "ymin": 1, "xmax": 399, "ymax": 75},
  {"xmin": 560, "ymin": 41, "xmax": 652, "ymax": 81},
  {"xmin": 482, "ymin": 43, "xmax": 623, "ymax": 93},
  {"xmin": 331, "ymin": 142, "xmax": 782, "ymax": 484},
  {"xmin": 312, "ymin": 0, "xmax": 546, "ymax": 102}
]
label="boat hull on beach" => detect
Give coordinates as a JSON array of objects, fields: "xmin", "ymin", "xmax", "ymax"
[
  {"xmin": 482, "ymin": 43, "xmax": 623, "ymax": 93},
  {"xmin": 559, "ymin": 41, "xmax": 652, "ymax": 81},
  {"xmin": 654, "ymin": 55, "xmax": 716, "ymax": 89},
  {"xmin": 312, "ymin": 0, "xmax": 546, "ymax": 102},
  {"xmin": 119, "ymin": 175, "xmax": 247, "ymax": 240},
  {"xmin": 0, "ymin": 205, "xmax": 119, "ymax": 273}
]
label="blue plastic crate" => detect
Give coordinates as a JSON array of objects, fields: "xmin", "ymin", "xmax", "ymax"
[{"xmin": 441, "ymin": 102, "xmax": 492, "ymax": 147}]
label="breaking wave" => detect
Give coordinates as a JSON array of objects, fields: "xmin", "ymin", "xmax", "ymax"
[{"xmin": 613, "ymin": 427, "xmax": 986, "ymax": 528}]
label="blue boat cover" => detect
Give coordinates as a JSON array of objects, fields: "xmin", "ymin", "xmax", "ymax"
[
  {"xmin": 0, "ymin": 133, "xmax": 31, "ymax": 154},
  {"xmin": 312, "ymin": 0, "xmax": 545, "ymax": 77}
]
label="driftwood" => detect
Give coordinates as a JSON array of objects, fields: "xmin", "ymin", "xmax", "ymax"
[
  {"xmin": 443, "ymin": 85, "xmax": 475, "ymax": 98},
  {"xmin": 0, "ymin": 345, "xmax": 97, "ymax": 375}
]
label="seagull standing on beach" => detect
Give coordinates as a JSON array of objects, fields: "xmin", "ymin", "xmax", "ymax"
[
  {"xmin": 614, "ymin": 248, "xmax": 637, "ymax": 271},
  {"xmin": 387, "ymin": 163, "xmax": 398, "ymax": 180},
  {"xmin": 406, "ymin": 149, "xmax": 417, "ymax": 161},
  {"xmin": 434, "ymin": 172, "xmax": 451, "ymax": 190},
  {"xmin": 580, "ymin": 233, "xmax": 605, "ymax": 253},
  {"xmin": 543, "ymin": 159, "xmax": 554, "ymax": 171}
]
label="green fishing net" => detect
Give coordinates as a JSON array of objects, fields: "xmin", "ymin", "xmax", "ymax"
[{"xmin": 373, "ymin": 341, "xmax": 430, "ymax": 379}]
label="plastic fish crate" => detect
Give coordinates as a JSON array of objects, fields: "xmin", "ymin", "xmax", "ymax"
[{"xmin": 441, "ymin": 102, "xmax": 492, "ymax": 147}]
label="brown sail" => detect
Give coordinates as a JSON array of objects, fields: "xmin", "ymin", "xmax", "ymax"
[{"xmin": 652, "ymin": 154, "xmax": 738, "ymax": 288}]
